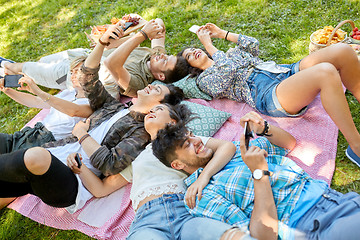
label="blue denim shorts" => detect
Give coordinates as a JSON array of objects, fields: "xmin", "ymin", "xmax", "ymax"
[
  {"xmin": 247, "ymin": 61, "xmax": 307, "ymax": 117},
  {"xmin": 294, "ymin": 188, "xmax": 360, "ymax": 240},
  {"xmin": 127, "ymin": 193, "xmax": 233, "ymax": 240}
]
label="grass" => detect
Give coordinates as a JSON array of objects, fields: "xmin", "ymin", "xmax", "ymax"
[{"xmin": 1, "ymin": 0, "xmax": 360, "ymax": 238}]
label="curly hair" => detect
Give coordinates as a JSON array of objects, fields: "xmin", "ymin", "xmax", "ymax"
[{"xmin": 153, "ymin": 123, "xmax": 189, "ymax": 168}]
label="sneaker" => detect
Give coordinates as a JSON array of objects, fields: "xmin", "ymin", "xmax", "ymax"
[
  {"xmin": 345, "ymin": 146, "xmax": 360, "ymax": 167},
  {"xmin": 0, "ymin": 56, "xmax": 15, "ymax": 67}
]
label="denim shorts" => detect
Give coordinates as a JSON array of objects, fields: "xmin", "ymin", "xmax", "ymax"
[
  {"xmin": 127, "ymin": 193, "xmax": 233, "ymax": 240},
  {"xmin": 294, "ymin": 188, "xmax": 360, "ymax": 240},
  {"xmin": 247, "ymin": 61, "xmax": 307, "ymax": 117}
]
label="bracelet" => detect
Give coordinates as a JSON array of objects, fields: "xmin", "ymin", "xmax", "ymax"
[
  {"xmin": 139, "ymin": 30, "xmax": 149, "ymax": 40},
  {"xmin": 98, "ymin": 38, "xmax": 110, "ymax": 46},
  {"xmin": 225, "ymin": 31, "xmax": 230, "ymax": 41},
  {"xmin": 257, "ymin": 120, "xmax": 272, "ymax": 136},
  {"xmin": 78, "ymin": 133, "xmax": 91, "ymax": 144},
  {"xmin": 43, "ymin": 94, "xmax": 51, "ymax": 102}
]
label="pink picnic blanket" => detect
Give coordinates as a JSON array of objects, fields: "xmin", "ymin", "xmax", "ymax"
[{"xmin": 8, "ymin": 94, "xmax": 338, "ymax": 239}]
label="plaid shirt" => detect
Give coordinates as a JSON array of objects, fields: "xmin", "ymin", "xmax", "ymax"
[
  {"xmin": 43, "ymin": 64, "xmax": 150, "ymax": 176},
  {"xmin": 184, "ymin": 137, "xmax": 311, "ymax": 239},
  {"xmin": 195, "ymin": 34, "xmax": 263, "ymax": 108}
]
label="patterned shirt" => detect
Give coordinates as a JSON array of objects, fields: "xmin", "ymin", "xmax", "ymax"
[
  {"xmin": 196, "ymin": 34, "xmax": 263, "ymax": 108},
  {"xmin": 184, "ymin": 137, "xmax": 312, "ymax": 239},
  {"xmin": 43, "ymin": 64, "xmax": 151, "ymax": 176}
]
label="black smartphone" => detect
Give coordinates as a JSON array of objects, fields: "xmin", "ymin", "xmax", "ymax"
[
  {"xmin": 3, "ymin": 74, "xmax": 23, "ymax": 88},
  {"xmin": 110, "ymin": 22, "xmax": 134, "ymax": 39},
  {"xmin": 75, "ymin": 153, "xmax": 82, "ymax": 168},
  {"xmin": 244, "ymin": 122, "xmax": 254, "ymax": 150},
  {"xmin": 122, "ymin": 21, "xmax": 133, "ymax": 31}
]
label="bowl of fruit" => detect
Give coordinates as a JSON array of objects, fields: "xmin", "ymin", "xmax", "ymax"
[{"xmin": 350, "ymin": 27, "xmax": 360, "ymax": 44}]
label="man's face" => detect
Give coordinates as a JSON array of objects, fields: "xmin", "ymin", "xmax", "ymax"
[
  {"xmin": 174, "ymin": 135, "xmax": 214, "ymax": 168},
  {"xmin": 149, "ymin": 53, "xmax": 177, "ymax": 79},
  {"xmin": 137, "ymin": 84, "xmax": 170, "ymax": 106}
]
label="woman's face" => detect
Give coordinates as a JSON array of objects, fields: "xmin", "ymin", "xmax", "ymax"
[
  {"xmin": 182, "ymin": 48, "xmax": 209, "ymax": 68},
  {"xmin": 70, "ymin": 63, "xmax": 83, "ymax": 88},
  {"xmin": 144, "ymin": 104, "xmax": 175, "ymax": 135}
]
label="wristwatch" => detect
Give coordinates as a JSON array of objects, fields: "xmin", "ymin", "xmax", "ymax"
[{"xmin": 252, "ymin": 169, "xmax": 272, "ymax": 180}]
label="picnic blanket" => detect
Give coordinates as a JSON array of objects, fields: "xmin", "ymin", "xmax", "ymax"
[{"xmin": 8, "ymin": 94, "xmax": 338, "ymax": 239}]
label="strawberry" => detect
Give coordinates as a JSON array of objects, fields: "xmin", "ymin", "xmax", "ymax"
[{"xmin": 354, "ymin": 27, "xmax": 359, "ymax": 32}]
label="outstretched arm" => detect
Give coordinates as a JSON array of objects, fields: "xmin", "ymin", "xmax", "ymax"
[
  {"xmin": 240, "ymin": 111, "xmax": 296, "ymax": 150},
  {"xmin": 104, "ymin": 19, "xmax": 164, "ymax": 95},
  {"xmin": 239, "ymin": 134, "xmax": 278, "ymax": 240},
  {"xmin": 185, "ymin": 137, "xmax": 236, "ymax": 208},
  {"xmin": 67, "ymin": 153, "xmax": 128, "ymax": 197},
  {"xmin": 0, "ymin": 75, "xmax": 93, "ymax": 118}
]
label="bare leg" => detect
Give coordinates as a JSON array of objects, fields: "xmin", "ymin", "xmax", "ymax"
[
  {"xmin": 3, "ymin": 62, "xmax": 24, "ymax": 75},
  {"xmin": 300, "ymin": 43, "xmax": 360, "ymax": 101},
  {"xmin": 0, "ymin": 197, "xmax": 16, "ymax": 210},
  {"xmin": 277, "ymin": 62, "xmax": 360, "ymax": 157},
  {"xmin": 24, "ymin": 147, "xmax": 52, "ymax": 175}
]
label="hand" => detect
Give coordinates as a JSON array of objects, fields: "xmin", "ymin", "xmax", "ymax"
[
  {"xmin": 67, "ymin": 152, "xmax": 82, "ymax": 174},
  {"xmin": 0, "ymin": 77, "xmax": 9, "ymax": 93},
  {"xmin": 205, "ymin": 23, "xmax": 226, "ymax": 38},
  {"xmin": 142, "ymin": 19, "xmax": 165, "ymax": 40},
  {"xmin": 154, "ymin": 18, "xmax": 166, "ymax": 35},
  {"xmin": 185, "ymin": 174, "xmax": 210, "ymax": 209},
  {"xmin": 99, "ymin": 21, "xmax": 125, "ymax": 44},
  {"xmin": 17, "ymin": 74, "xmax": 42, "ymax": 95},
  {"xmin": 196, "ymin": 26, "xmax": 212, "ymax": 46},
  {"xmin": 72, "ymin": 119, "xmax": 90, "ymax": 139},
  {"xmin": 239, "ymin": 133, "xmax": 268, "ymax": 173},
  {"xmin": 240, "ymin": 111, "xmax": 266, "ymax": 135}
]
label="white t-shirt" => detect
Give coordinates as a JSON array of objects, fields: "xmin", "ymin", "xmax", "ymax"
[
  {"xmin": 42, "ymin": 89, "xmax": 89, "ymax": 140},
  {"xmin": 121, "ymin": 136, "xmax": 210, "ymax": 210},
  {"xmin": 47, "ymin": 108, "xmax": 130, "ymax": 213}
]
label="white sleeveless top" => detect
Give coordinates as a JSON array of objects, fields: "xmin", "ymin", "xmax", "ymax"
[{"xmin": 121, "ymin": 136, "xmax": 209, "ymax": 210}]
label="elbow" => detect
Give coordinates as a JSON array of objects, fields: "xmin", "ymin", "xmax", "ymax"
[
  {"xmin": 286, "ymin": 135, "xmax": 297, "ymax": 151},
  {"xmin": 103, "ymin": 58, "xmax": 113, "ymax": 70}
]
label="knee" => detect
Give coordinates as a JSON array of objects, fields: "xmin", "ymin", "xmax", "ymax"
[
  {"xmin": 313, "ymin": 62, "xmax": 341, "ymax": 84},
  {"xmin": 24, "ymin": 147, "xmax": 51, "ymax": 175},
  {"xmin": 330, "ymin": 43, "xmax": 355, "ymax": 56}
]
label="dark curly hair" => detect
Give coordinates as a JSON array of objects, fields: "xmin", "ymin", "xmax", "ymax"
[
  {"xmin": 153, "ymin": 123, "xmax": 190, "ymax": 168},
  {"xmin": 177, "ymin": 47, "xmax": 213, "ymax": 78}
]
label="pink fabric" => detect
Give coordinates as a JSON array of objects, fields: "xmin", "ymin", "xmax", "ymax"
[{"xmin": 8, "ymin": 94, "xmax": 338, "ymax": 239}]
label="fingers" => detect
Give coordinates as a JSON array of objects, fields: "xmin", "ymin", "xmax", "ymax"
[
  {"xmin": 185, "ymin": 187, "xmax": 197, "ymax": 209},
  {"xmin": 239, "ymin": 133, "xmax": 247, "ymax": 157},
  {"xmin": 66, "ymin": 153, "xmax": 81, "ymax": 174}
]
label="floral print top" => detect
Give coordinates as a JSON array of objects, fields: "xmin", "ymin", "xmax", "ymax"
[{"xmin": 196, "ymin": 34, "xmax": 263, "ymax": 108}]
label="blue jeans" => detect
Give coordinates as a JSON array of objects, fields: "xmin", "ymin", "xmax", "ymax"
[
  {"xmin": 127, "ymin": 193, "xmax": 233, "ymax": 240},
  {"xmin": 294, "ymin": 188, "xmax": 360, "ymax": 240},
  {"xmin": 247, "ymin": 61, "xmax": 306, "ymax": 117}
]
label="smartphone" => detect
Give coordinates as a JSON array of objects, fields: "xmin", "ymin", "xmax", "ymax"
[
  {"xmin": 244, "ymin": 122, "xmax": 254, "ymax": 150},
  {"xmin": 75, "ymin": 153, "xmax": 82, "ymax": 168},
  {"xmin": 1, "ymin": 74, "xmax": 23, "ymax": 88},
  {"xmin": 110, "ymin": 22, "xmax": 134, "ymax": 39},
  {"xmin": 122, "ymin": 21, "xmax": 133, "ymax": 31},
  {"xmin": 189, "ymin": 25, "xmax": 200, "ymax": 33}
]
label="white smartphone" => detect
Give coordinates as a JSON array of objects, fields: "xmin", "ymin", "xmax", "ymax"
[{"xmin": 189, "ymin": 25, "xmax": 200, "ymax": 33}]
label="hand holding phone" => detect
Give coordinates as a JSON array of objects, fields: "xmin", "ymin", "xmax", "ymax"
[
  {"xmin": 189, "ymin": 25, "xmax": 200, "ymax": 33},
  {"xmin": 75, "ymin": 153, "xmax": 82, "ymax": 168},
  {"xmin": 244, "ymin": 122, "xmax": 254, "ymax": 150},
  {"xmin": 2, "ymin": 74, "xmax": 23, "ymax": 88}
]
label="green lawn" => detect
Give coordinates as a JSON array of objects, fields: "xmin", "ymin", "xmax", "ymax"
[{"xmin": 1, "ymin": 0, "xmax": 360, "ymax": 238}]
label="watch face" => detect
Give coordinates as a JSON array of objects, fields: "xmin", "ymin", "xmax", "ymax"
[{"xmin": 253, "ymin": 169, "xmax": 263, "ymax": 180}]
